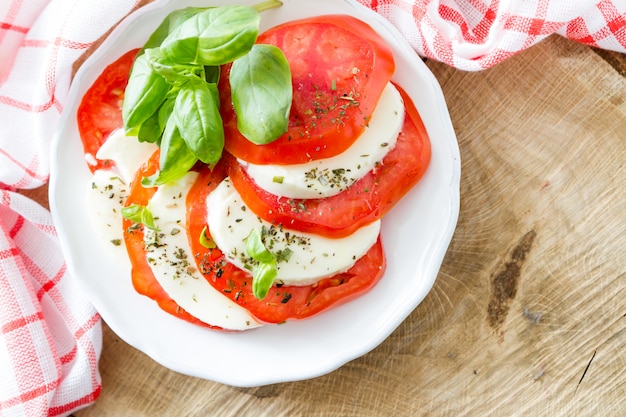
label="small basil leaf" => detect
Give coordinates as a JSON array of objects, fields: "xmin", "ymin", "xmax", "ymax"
[
  {"xmin": 230, "ymin": 44, "xmax": 292, "ymax": 144},
  {"xmin": 199, "ymin": 226, "xmax": 216, "ymax": 249},
  {"xmin": 143, "ymin": 7, "xmax": 211, "ymax": 51},
  {"xmin": 160, "ymin": 6, "xmax": 259, "ymax": 66},
  {"xmin": 122, "ymin": 53, "xmax": 170, "ymax": 136},
  {"xmin": 142, "ymin": 114, "xmax": 197, "ymax": 187},
  {"xmin": 121, "ymin": 204, "xmax": 159, "ymax": 231},
  {"xmin": 174, "ymin": 77, "xmax": 224, "ymax": 166},
  {"xmin": 246, "ymin": 228, "xmax": 275, "ymax": 264},
  {"xmin": 252, "ymin": 261, "xmax": 277, "ymax": 300}
]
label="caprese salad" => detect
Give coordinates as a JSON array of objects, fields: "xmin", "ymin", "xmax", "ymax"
[{"xmin": 77, "ymin": 3, "xmax": 431, "ymax": 331}]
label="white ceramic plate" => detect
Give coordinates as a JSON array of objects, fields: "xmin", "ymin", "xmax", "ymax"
[{"xmin": 50, "ymin": 0, "xmax": 460, "ymax": 387}]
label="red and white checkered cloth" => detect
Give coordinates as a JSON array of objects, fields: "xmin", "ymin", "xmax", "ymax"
[
  {"xmin": 358, "ymin": 0, "xmax": 626, "ymax": 69},
  {"xmin": 0, "ymin": 0, "xmax": 624, "ymax": 416},
  {"xmin": 0, "ymin": 1, "xmax": 141, "ymax": 416}
]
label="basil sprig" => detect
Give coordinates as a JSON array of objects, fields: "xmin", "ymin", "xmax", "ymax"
[
  {"xmin": 246, "ymin": 228, "xmax": 278, "ymax": 300},
  {"xmin": 122, "ymin": 1, "xmax": 291, "ymax": 186},
  {"xmin": 121, "ymin": 204, "xmax": 159, "ymax": 231}
]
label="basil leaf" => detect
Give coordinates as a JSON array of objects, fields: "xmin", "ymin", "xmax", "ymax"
[
  {"xmin": 230, "ymin": 44, "xmax": 292, "ymax": 144},
  {"xmin": 143, "ymin": 7, "xmax": 211, "ymax": 51},
  {"xmin": 122, "ymin": 53, "xmax": 170, "ymax": 136},
  {"xmin": 160, "ymin": 6, "xmax": 260, "ymax": 66},
  {"xmin": 145, "ymin": 48, "xmax": 205, "ymax": 86},
  {"xmin": 137, "ymin": 96, "xmax": 175, "ymax": 144},
  {"xmin": 156, "ymin": 97, "xmax": 176, "ymax": 142},
  {"xmin": 174, "ymin": 77, "xmax": 224, "ymax": 166},
  {"xmin": 142, "ymin": 114, "xmax": 197, "ymax": 187},
  {"xmin": 252, "ymin": 261, "xmax": 277, "ymax": 300},
  {"xmin": 246, "ymin": 228, "xmax": 274, "ymax": 263},
  {"xmin": 245, "ymin": 228, "xmax": 278, "ymax": 300},
  {"xmin": 137, "ymin": 111, "xmax": 161, "ymax": 143},
  {"xmin": 121, "ymin": 204, "xmax": 159, "ymax": 231},
  {"xmin": 199, "ymin": 226, "xmax": 216, "ymax": 249}
]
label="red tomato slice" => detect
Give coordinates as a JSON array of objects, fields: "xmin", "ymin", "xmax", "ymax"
[
  {"xmin": 122, "ymin": 151, "xmax": 217, "ymax": 328},
  {"xmin": 77, "ymin": 48, "xmax": 139, "ymax": 172},
  {"xmin": 220, "ymin": 14, "xmax": 395, "ymax": 165},
  {"xmin": 227, "ymin": 85, "xmax": 431, "ymax": 238},
  {"xmin": 186, "ymin": 163, "xmax": 387, "ymax": 324}
]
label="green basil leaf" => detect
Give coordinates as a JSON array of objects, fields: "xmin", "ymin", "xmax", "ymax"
[
  {"xmin": 137, "ymin": 96, "xmax": 175, "ymax": 144},
  {"xmin": 122, "ymin": 53, "xmax": 170, "ymax": 136},
  {"xmin": 230, "ymin": 44, "xmax": 292, "ymax": 144},
  {"xmin": 142, "ymin": 113, "xmax": 197, "ymax": 187},
  {"xmin": 246, "ymin": 228, "xmax": 275, "ymax": 264},
  {"xmin": 251, "ymin": 261, "xmax": 277, "ymax": 300},
  {"xmin": 143, "ymin": 7, "xmax": 211, "ymax": 51},
  {"xmin": 121, "ymin": 204, "xmax": 159, "ymax": 231},
  {"xmin": 246, "ymin": 228, "xmax": 278, "ymax": 299},
  {"xmin": 156, "ymin": 97, "xmax": 176, "ymax": 142},
  {"xmin": 174, "ymin": 77, "xmax": 224, "ymax": 166},
  {"xmin": 145, "ymin": 48, "xmax": 205, "ymax": 86},
  {"xmin": 199, "ymin": 226, "xmax": 216, "ymax": 249},
  {"xmin": 137, "ymin": 111, "xmax": 161, "ymax": 143},
  {"xmin": 160, "ymin": 6, "xmax": 260, "ymax": 66}
]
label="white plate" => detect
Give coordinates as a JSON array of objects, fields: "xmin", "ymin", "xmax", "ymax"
[{"xmin": 50, "ymin": 0, "xmax": 460, "ymax": 387}]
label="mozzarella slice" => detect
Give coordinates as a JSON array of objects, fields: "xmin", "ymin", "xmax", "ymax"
[
  {"xmin": 95, "ymin": 129, "xmax": 158, "ymax": 184},
  {"xmin": 241, "ymin": 82, "xmax": 405, "ymax": 199},
  {"xmin": 88, "ymin": 129, "xmax": 157, "ymax": 252},
  {"xmin": 145, "ymin": 172, "xmax": 261, "ymax": 330},
  {"xmin": 88, "ymin": 169, "xmax": 129, "ymax": 253},
  {"xmin": 206, "ymin": 178, "xmax": 381, "ymax": 286}
]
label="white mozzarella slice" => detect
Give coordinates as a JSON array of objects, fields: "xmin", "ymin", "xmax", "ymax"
[
  {"xmin": 88, "ymin": 169, "xmax": 129, "ymax": 254},
  {"xmin": 242, "ymin": 82, "xmax": 405, "ymax": 199},
  {"xmin": 145, "ymin": 172, "xmax": 261, "ymax": 330},
  {"xmin": 206, "ymin": 178, "xmax": 381, "ymax": 286},
  {"xmin": 88, "ymin": 129, "xmax": 156, "ymax": 252},
  {"xmin": 96, "ymin": 129, "xmax": 158, "ymax": 184}
]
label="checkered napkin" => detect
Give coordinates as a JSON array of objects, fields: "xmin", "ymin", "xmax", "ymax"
[
  {"xmin": 0, "ymin": 1, "xmax": 139, "ymax": 416},
  {"xmin": 358, "ymin": 0, "xmax": 626, "ymax": 70},
  {"xmin": 0, "ymin": 0, "xmax": 624, "ymax": 416}
]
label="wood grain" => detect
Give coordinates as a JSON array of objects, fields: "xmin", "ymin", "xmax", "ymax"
[{"xmin": 21, "ymin": 33, "xmax": 623, "ymax": 417}]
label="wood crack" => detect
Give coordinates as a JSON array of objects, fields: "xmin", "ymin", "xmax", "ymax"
[{"xmin": 575, "ymin": 349, "xmax": 597, "ymax": 395}]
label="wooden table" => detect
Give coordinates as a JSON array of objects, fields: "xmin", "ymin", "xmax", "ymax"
[{"xmin": 24, "ymin": 18, "xmax": 626, "ymax": 417}]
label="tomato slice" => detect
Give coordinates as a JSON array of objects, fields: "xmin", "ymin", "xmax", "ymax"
[
  {"xmin": 187, "ymin": 162, "xmax": 387, "ymax": 324},
  {"xmin": 220, "ymin": 14, "xmax": 395, "ymax": 165},
  {"xmin": 227, "ymin": 85, "xmax": 431, "ymax": 238},
  {"xmin": 123, "ymin": 151, "xmax": 217, "ymax": 328},
  {"xmin": 77, "ymin": 49, "xmax": 139, "ymax": 172}
]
